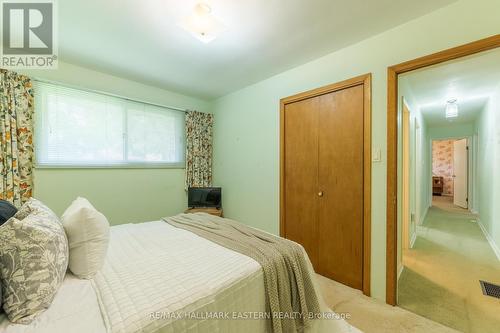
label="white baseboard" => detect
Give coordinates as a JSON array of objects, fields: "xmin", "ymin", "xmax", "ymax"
[
  {"xmin": 397, "ymin": 264, "xmax": 404, "ymax": 280},
  {"xmin": 410, "ymin": 232, "xmax": 417, "ymax": 248},
  {"xmin": 419, "ymin": 205, "xmax": 429, "ymax": 225},
  {"xmin": 477, "ymin": 219, "xmax": 500, "ymax": 261}
]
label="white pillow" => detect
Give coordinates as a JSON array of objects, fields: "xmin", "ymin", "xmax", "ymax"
[{"xmin": 61, "ymin": 197, "xmax": 110, "ymax": 279}]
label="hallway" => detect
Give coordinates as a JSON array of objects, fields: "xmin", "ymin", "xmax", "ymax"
[{"xmin": 398, "ymin": 196, "xmax": 500, "ymax": 333}]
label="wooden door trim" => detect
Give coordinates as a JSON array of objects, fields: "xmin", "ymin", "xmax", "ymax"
[
  {"xmin": 386, "ymin": 34, "xmax": 500, "ymax": 306},
  {"xmin": 280, "ymin": 73, "xmax": 372, "ymax": 296},
  {"xmin": 401, "ymin": 101, "xmax": 411, "ymax": 250}
]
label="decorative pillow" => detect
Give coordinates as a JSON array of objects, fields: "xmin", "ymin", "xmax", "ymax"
[
  {"xmin": 0, "ymin": 200, "xmax": 17, "ymax": 226},
  {"xmin": 0, "ymin": 198, "xmax": 69, "ymax": 324},
  {"xmin": 61, "ymin": 197, "xmax": 110, "ymax": 279},
  {"xmin": 13, "ymin": 197, "xmax": 51, "ymax": 220},
  {"xmin": 0, "ymin": 200, "xmax": 12, "ymax": 311}
]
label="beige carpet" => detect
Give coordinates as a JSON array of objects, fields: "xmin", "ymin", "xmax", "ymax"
[
  {"xmin": 431, "ymin": 195, "xmax": 469, "ymax": 214},
  {"xmin": 317, "ymin": 274, "xmax": 458, "ymax": 333},
  {"xmin": 398, "ymin": 196, "xmax": 500, "ymax": 333}
]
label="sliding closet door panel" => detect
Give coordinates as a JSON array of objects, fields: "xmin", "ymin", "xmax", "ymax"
[
  {"xmin": 284, "ymin": 98, "xmax": 319, "ymax": 268},
  {"xmin": 317, "ymin": 85, "xmax": 364, "ymax": 289}
]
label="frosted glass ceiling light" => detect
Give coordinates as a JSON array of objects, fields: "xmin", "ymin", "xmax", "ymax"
[
  {"xmin": 179, "ymin": 2, "xmax": 226, "ymax": 43},
  {"xmin": 445, "ymin": 99, "xmax": 458, "ymax": 118}
]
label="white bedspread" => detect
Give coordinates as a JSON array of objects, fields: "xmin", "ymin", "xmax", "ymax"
[
  {"xmin": 0, "ymin": 274, "xmax": 106, "ymax": 333},
  {"xmin": 93, "ymin": 221, "xmax": 268, "ymax": 333},
  {"xmin": 0, "ymin": 220, "xmax": 361, "ymax": 333}
]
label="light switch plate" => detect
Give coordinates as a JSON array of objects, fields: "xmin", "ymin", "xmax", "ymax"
[{"xmin": 372, "ymin": 148, "xmax": 382, "ymax": 162}]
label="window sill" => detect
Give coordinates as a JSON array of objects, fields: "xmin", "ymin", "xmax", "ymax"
[{"xmin": 34, "ymin": 163, "xmax": 185, "ymax": 170}]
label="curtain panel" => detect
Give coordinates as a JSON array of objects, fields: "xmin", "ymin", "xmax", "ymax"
[
  {"xmin": 185, "ymin": 111, "xmax": 213, "ymax": 189},
  {"xmin": 0, "ymin": 70, "xmax": 35, "ymax": 207}
]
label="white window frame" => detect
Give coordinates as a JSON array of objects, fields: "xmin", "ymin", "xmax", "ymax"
[{"xmin": 34, "ymin": 81, "xmax": 187, "ymax": 169}]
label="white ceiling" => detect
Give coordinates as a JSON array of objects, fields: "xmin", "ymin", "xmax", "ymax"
[
  {"xmin": 400, "ymin": 48, "xmax": 500, "ymax": 127},
  {"xmin": 59, "ymin": 0, "xmax": 455, "ymax": 99}
]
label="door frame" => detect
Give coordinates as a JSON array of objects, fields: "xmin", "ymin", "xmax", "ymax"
[
  {"xmin": 415, "ymin": 119, "xmax": 421, "ymax": 226},
  {"xmin": 280, "ymin": 73, "xmax": 372, "ymax": 296},
  {"xmin": 453, "ymin": 138, "xmax": 469, "ymax": 208},
  {"xmin": 402, "ymin": 99, "xmax": 411, "ymax": 251},
  {"xmin": 386, "ymin": 34, "xmax": 500, "ymax": 305}
]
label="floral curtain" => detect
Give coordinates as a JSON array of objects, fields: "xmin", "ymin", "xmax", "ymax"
[
  {"xmin": 0, "ymin": 70, "xmax": 34, "ymax": 207},
  {"xmin": 185, "ymin": 111, "xmax": 213, "ymax": 189}
]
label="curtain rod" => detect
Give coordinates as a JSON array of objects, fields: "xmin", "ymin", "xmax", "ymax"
[{"xmin": 31, "ymin": 77, "xmax": 189, "ymax": 113}]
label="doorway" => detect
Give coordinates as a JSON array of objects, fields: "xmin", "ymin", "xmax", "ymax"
[
  {"xmin": 431, "ymin": 138, "xmax": 469, "ymax": 210},
  {"xmin": 387, "ymin": 34, "xmax": 500, "ymax": 305},
  {"xmin": 388, "ymin": 36, "xmax": 500, "ymax": 332}
]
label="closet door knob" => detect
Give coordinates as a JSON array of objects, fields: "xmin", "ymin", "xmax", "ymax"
[{"xmin": 318, "ymin": 191, "xmax": 324, "ymax": 197}]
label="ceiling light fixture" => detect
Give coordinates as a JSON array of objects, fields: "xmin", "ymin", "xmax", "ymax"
[
  {"xmin": 179, "ymin": 2, "xmax": 226, "ymax": 43},
  {"xmin": 445, "ymin": 99, "xmax": 459, "ymax": 118}
]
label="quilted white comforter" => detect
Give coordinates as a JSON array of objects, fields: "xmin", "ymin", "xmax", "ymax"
[
  {"xmin": 93, "ymin": 220, "xmax": 359, "ymax": 333},
  {"xmin": 1, "ymin": 220, "xmax": 361, "ymax": 333}
]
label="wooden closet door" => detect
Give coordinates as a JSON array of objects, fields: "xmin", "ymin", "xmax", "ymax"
[
  {"xmin": 283, "ymin": 97, "xmax": 319, "ymax": 267},
  {"xmin": 317, "ymin": 85, "xmax": 364, "ymax": 289}
]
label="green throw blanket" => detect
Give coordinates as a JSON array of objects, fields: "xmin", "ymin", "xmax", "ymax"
[{"xmin": 163, "ymin": 213, "xmax": 320, "ymax": 333}]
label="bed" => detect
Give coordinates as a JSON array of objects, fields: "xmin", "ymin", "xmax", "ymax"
[{"xmin": 0, "ymin": 218, "xmax": 361, "ymax": 333}]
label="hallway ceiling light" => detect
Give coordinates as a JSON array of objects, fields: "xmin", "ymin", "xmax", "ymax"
[
  {"xmin": 178, "ymin": 2, "xmax": 226, "ymax": 43},
  {"xmin": 445, "ymin": 99, "xmax": 459, "ymax": 118}
]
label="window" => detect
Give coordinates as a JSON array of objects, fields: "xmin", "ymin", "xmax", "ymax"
[{"xmin": 35, "ymin": 82, "xmax": 185, "ymax": 167}]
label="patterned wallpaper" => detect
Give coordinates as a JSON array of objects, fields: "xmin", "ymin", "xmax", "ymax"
[{"xmin": 432, "ymin": 140, "xmax": 454, "ymax": 195}]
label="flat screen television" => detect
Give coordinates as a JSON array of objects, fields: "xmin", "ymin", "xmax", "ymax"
[{"xmin": 188, "ymin": 187, "xmax": 222, "ymax": 208}]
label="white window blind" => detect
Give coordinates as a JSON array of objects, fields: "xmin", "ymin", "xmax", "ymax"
[{"xmin": 35, "ymin": 82, "xmax": 185, "ymax": 167}]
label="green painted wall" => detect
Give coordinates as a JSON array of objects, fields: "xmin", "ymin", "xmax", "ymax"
[
  {"xmin": 33, "ymin": 168, "xmax": 186, "ymax": 225},
  {"xmin": 428, "ymin": 123, "xmax": 476, "ymax": 140},
  {"xmin": 21, "ymin": 62, "xmax": 211, "ymax": 225},
  {"xmin": 212, "ymin": 0, "xmax": 500, "ymax": 301},
  {"xmin": 476, "ymin": 89, "xmax": 500, "ymax": 254}
]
